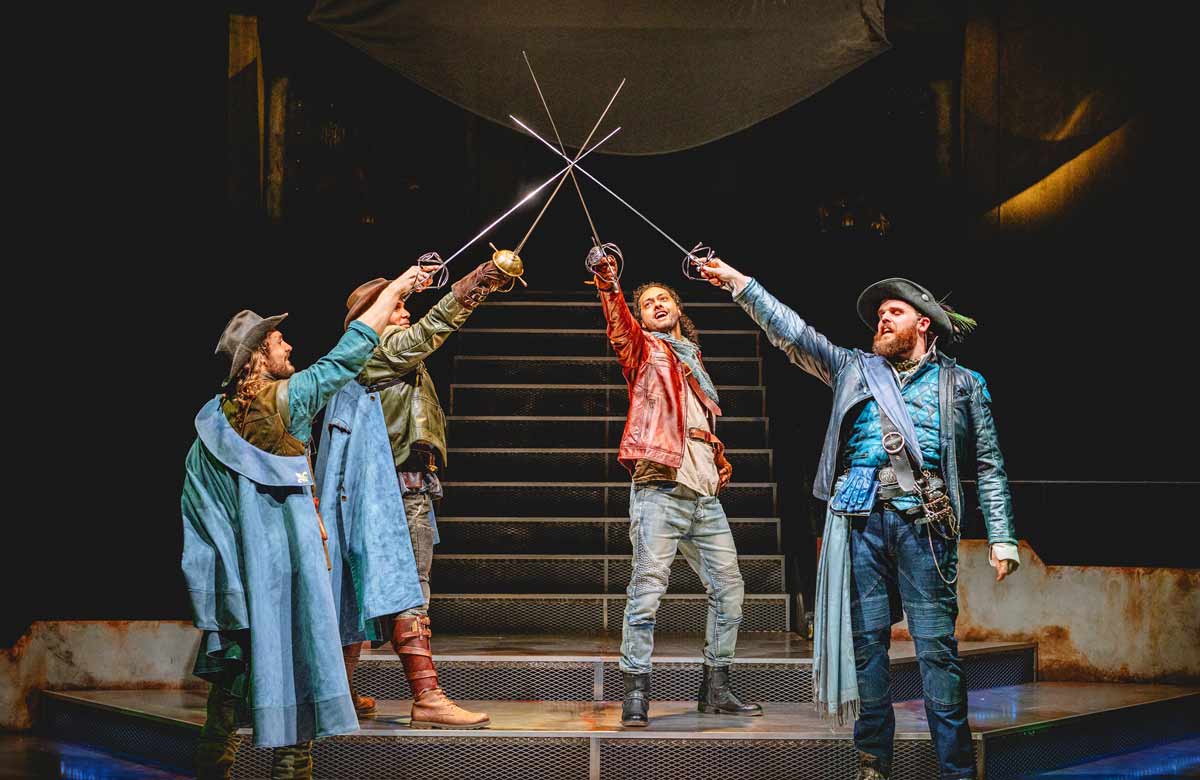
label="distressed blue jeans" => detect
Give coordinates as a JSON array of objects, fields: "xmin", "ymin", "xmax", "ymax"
[
  {"xmin": 619, "ymin": 481, "xmax": 745, "ymax": 674},
  {"xmin": 850, "ymin": 505, "xmax": 974, "ymax": 780}
]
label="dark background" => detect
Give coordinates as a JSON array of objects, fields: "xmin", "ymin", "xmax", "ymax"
[{"xmin": 6, "ymin": 3, "xmax": 1192, "ymax": 647}]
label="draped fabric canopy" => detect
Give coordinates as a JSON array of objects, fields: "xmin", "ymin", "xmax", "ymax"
[{"xmin": 308, "ymin": 0, "xmax": 889, "ymax": 155}]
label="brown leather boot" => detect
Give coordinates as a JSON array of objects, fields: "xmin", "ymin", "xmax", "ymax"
[
  {"xmin": 392, "ymin": 615, "xmax": 490, "ymax": 729},
  {"xmin": 341, "ymin": 642, "xmax": 376, "ymax": 718}
]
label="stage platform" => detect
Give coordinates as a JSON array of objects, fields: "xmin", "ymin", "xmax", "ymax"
[
  {"xmin": 352, "ymin": 633, "xmax": 1038, "ymax": 703},
  {"xmin": 38, "ymin": 682, "xmax": 1200, "ymax": 779}
]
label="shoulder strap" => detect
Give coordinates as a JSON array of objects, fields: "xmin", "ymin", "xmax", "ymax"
[{"xmin": 275, "ymin": 379, "xmax": 291, "ymax": 430}]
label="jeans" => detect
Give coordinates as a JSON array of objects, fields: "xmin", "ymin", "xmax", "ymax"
[
  {"xmin": 619, "ymin": 481, "xmax": 745, "ymax": 674},
  {"xmin": 398, "ymin": 492, "xmax": 434, "ymax": 617},
  {"xmin": 850, "ymin": 505, "xmax": 974, "ymax": 779}
]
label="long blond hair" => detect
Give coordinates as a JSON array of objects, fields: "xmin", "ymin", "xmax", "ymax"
[{"xmin": 224, "ymin": 341, "xmax": 272, "ymax": 426}]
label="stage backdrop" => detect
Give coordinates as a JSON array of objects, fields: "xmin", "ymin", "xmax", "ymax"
[{"xmin": 307, "ymin": 0, "xmax": 889, "ymax": 156}]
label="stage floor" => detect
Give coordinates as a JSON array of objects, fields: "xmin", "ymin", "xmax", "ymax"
[
  {"xmin": 46, "ymin": 682, "xmax": 1200, "ymax": 741},
  {"xmin": 358, "ymin": 632, "xmax": 1032, "ymax": 663}
]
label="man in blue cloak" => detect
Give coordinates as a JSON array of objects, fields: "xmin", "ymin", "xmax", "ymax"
[
  {"xmin": 181, "ymin": 266, "xmax": 428, "ymax": 779},
  {"xmin": 700, "ymin": 260, "xmax": 1018, "ymax": 780},
  {"xmin": 318, "ymin": 256, "xmax": 516, "ymax": 729}
]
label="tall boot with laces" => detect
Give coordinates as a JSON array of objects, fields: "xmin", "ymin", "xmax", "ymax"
[{"xmin": 392, "ymin": 615, "xmax": 490, "ymax": 729}]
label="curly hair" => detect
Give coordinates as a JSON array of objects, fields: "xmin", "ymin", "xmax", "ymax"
[
  {"xmin": 632, "ymin": 281, "xmax": 700, "ymax": 347},
  {"xmin": 223, "ymin": 340, "xmax": 272, "ymax": 427}
]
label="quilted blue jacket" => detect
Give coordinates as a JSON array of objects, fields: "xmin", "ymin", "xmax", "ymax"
[{"xmin": 735, "ymin": 278, "xmax": 1016, "ymax": 546}]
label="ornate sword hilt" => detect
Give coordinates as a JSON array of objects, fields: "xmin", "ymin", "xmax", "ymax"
[
  {"xmin": 682, "ymin": 242, "xmax": 732, "ymax": 290},
  {"xmin": 585, "ymin": 241, "xmax": 624, "ymax": 284}
]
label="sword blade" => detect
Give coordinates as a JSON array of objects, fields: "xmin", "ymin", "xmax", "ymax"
[
  {"xmin": 522, "ymin": 50, "xmax": 604, "ymax": 246},
  {"xmin": 509, "ymin": 114, "xmax": 693, "ymax": 258},
  {"xmin": 442, "ymin": 124, "xmax": 621, "ymax": 267},
  {"xmin": 513, "ymin": 75, "xmax": 625, "ymax": 254}
]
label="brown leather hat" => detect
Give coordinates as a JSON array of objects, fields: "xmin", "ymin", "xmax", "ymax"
[{"xmin": 344, "ymin": 277, "xmax": 389, "ymax": 330}]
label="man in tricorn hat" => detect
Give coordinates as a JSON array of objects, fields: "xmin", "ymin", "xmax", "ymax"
[
  {"xmin": 700, "ymin": 260, "xmax": 1017, "ymax": 780},
  {"xmin": 589, "ymin": 255, "xmax": 761, "ymax": 728},
  {"xmin": 317, "ymin": 256, "xmax": 517, "ymax": 729},
  {"xmin": 181, "ymin": 265, "xmax": 429, "ymax": 780}
]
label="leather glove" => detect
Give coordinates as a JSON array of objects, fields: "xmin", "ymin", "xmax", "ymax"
[{"xmin": 452, "ymin": 259, "xmax": 511, "ymax": 309}]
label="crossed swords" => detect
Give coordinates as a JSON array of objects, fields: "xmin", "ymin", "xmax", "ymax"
[{"xmin": 406, "ymin": 53, "xmax": 722, "ymax": 297}]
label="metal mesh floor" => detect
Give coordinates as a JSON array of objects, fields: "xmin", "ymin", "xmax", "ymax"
[
  {"xmin": 597, "ymin": 737, "xmax": 946, "ymax": 780},
  {"xmin": 455, "ymin": 330, "xmax": 759, "ymax": 358},
  {"xmin": 232, "ymin": 735, "xmax": 590, "ymax": 780},
  {"xmin": 431, "ymin": 555, "xmax": 784, "ymax": 595},
  {"xmin": 439, "ymin": 483, "xmax": 776, "ymax": 518},
  {"xmin": 351, "ymin": 647, "xmax": 1035, "ymax": 704},
  {"xmin": 454, "ymin": 356, "xmax": 761, "ymax": 385},
  {"xmin": 429, "ymin": 594, "xmax": 789, "ymax": 633},
  {"xmin": 445, "ymin": 417, "xmax": 768, "ymax": 449},
  {"xmin": 39, "ymin": 686, "xmax": 1200, "ymax": 780},
  {"xmin": 37, "ymin": 695, "xmax": 198, "ymax": 774},
  {"xmin": 463, "ymin": 302, "xmax": 745, "ymax": 331},
  {"xmin": 445, "ymin": 449, "xmax": 771, "ymax": 483},
  {"xmin": 434, "ymin": 517, "xmax": 780, "ymax": 555},
  {"xmin": 450, "ymin": 385, "xmax": 764, "ymax": 417}
]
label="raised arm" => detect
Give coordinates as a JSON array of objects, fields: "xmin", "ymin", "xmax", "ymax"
[
  {"xmin": 700, "ymin": 259, "xmax": 853, "ymax": 386},
  {"xmin": 285, "ymin": 269, "xmax": 428, "ymax": 438},
  {"xmin": 593, "ymin": 254, "xmax": 646, "ymax": 373}
]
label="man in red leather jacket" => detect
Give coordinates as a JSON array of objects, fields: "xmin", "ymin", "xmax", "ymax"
[{"xmin": 593, "ymin": 255, "xmax": 762, "ymax": 727}]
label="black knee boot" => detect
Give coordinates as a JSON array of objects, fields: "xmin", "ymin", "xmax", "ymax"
[
  {"xmin": 621, "ymin": 672, "xmax": 651, "ymax": 727},
  {"xmin": 697, "ymin": 664, "xmax": 762, "ymax": 716}
]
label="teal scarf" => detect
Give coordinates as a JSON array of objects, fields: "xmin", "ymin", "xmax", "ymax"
[
  {"xmin": 813, "ymin": 482, "xmax": 860, "ymax": 725},
  {"xmin": 649, "ymin": 331, "xmax": 719, "ymax": 405}
]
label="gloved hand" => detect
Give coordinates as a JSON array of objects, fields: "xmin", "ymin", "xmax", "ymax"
[{"xmin": 452, "ymin": 258, "xmax": 512, "ymax": 309}]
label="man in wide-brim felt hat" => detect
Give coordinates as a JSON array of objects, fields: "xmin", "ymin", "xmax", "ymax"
[
  {"xmin": 181, "ymin": 265, "xmax": 428, "ymax": 780},
  {"xmin": 700, "ymin": 261, "xmax": 1017, "ymax": 780},
  {"xmin": 317, "ymin": 255, "xmax": 515, "ymax": 729}
]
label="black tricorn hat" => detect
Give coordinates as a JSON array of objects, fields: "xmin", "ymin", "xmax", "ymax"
[{"xmin": 856, "ymin": 278, "xmax": 977, "ymax": 342}]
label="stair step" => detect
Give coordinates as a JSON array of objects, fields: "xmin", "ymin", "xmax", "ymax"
[
  {"xmin": 444, "ymin": 449, "xmax": 771, "ymax": 483},
  {"xmin": 454, "ymin": 355, "xmax": 762, "ymax": 386},
  {"xmin": 435, "ymin": 517, "xmax": 780, "ymax": 554},
  {"xmin": 431, "ymin": 554, "xmax": 785, "ymax": 594},
  {"xmin": 350, "ymin": 636, "xmax": 1037, "ymax": 704},
  {"xmin": 455, "ymin": 329, "xmax": 759, "ymax": 357},
  {"xmin": 449, "ymin": 384, "xmax": 764, "ymax": 417},
  {"xmin": 446, "ymin": 416, "xmax": 768, "ymax": 448},
  {"xmin": 427, "ymin": 593, "xmax": 790, "ymax": 633},
  {"xmin": 42, "ymin": 684, "xmax": 1200, "ymax": 780},
  {"xmin": 438, "ymin": 482, "xmax": 777, "ymax": 517},
  {"xmin": 467, "ymin": 301, "xmax": 749, "ymax": 330}
]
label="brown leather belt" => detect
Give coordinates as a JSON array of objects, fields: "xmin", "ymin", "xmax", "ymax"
[{"xmin": 687, "ymin": 427, "xmax": 720, "ymax": 446}]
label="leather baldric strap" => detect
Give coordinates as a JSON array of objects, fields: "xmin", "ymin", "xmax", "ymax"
[{"xmin": 878, "ymin": 406, "xmax": 922, "ymax": 493}]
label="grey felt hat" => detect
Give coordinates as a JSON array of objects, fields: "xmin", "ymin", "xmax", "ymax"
[
  {"xmin": 216, "ymin": 309, "xmax": 288, "ymax": 385},
  {"xmin": 856, "ymin": 278, "xmax": 977, "ymax": 342}
]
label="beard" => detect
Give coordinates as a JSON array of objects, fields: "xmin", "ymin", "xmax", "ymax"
[
  {"xmin": 265, "ymin": 356, "xmax": 296, "ymax": 379},
  {"xmin": 642, "ymin": 310, "xmax": 680, "ymax": 334},
  {"xmin": 872, "ymin": 322, "xmax": 919, "ymax": 360}
]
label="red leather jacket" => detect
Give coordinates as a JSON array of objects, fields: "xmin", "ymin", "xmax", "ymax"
[{"xmin": 598, "ymin": 284, "xmax": 732, "ymax": 487}]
